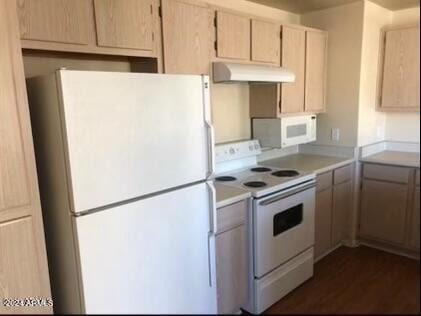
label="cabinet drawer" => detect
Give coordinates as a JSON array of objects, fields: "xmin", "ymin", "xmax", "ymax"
[
  {"xmin": 363, "ymin": 164, "xmax": 410, "ymax": 184},
  {"xmin": 334, "ymin": 164, "xmax": 352, "ymax": 184},
  {"xmin": 316, "ymin": 171, "xmax": 332, "ymax": 192},
  {"xmin": 216, "ymin": 200, "xmax": 247, "ymax": 233}
]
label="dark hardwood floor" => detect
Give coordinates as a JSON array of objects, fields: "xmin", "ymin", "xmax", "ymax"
[{"xmin": 265, "ymin": 246, "xmax": 420, "ymax": 315}]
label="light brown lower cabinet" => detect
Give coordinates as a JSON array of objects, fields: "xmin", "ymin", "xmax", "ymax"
[
  {"xmin": 360, "ymin": 179, "xmax": 408, "ymax": 245},
  {"xmin": 359, "ymin": 163, "xmax": 420, "ymax": 253},
  {"xmin": 314, "ymin": 187, "xmax": 333, "ymax": 259},
  {"xmin": 409, "ymin": 185, "xmax": 420, "ymax": 250},
  {"xmin": 332, "ymin": 180, "xmax": 353, "ymax": 246},
  {"xmin": 215, "ymin": 200, "xmax": 249, "ymax": 314},
  {"xmin": 216, "ymin": 225, "xmax": 248, "ymax": 314},
  {"xmin": 314, "ymin": 164, "xmax": 353, "ymax": 261}
]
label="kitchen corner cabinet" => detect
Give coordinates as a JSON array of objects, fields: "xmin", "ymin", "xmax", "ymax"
[
  {"xmin": 360, "ymin": 164, "xmax": 420, "ymax": 252},
  {"xmin": 0, "ymin": 0, "xmax": 52, "ymax": 313},
  {"xmin": 215, "ymin": 10, "xmax": 250, "ymax": 61},
  {"xmin": 251, "ymin": 19, "xmax": 280, "ymax": 65},
  {"xmin": 215, "ymin": 200, "xmax": 249, "ymax": 314},
  {"xmin": 314, "ymin": 164, "xmax": 353, "ymax": 261},
  {"xmin": 161, "ymin": 0, "xmax": 214, "ymax": 74},
  {"xmin": 377, "ymin": 25, "xmax": 420, "ymax": 112},
  {"xmin": 250, "ymin": 26, "xmax": 328, "ymax": 118}
]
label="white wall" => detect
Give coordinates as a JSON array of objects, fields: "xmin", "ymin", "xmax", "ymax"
[
  {"xmin": 203, "ymin": 0, "xmax": 299, "ymax": 143},
  {"xmin": 385, "ymin": 7, "xmax": 420, "ymax": 143},
  {"xmin": 302, "ymin": 1, "xmax": 365, "ymax": 147},
  {"xmin": 303, "ymin": 0, "xmax": 420, "ymax": 148},
  {"xmin": 357, "ymin": 1, "xmax": 390, "ymax": 147}
]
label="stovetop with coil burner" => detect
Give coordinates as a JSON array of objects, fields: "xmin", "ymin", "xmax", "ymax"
[{"xmin": 214, "ymin": 164, "xmax": 315, "ymax": 198}]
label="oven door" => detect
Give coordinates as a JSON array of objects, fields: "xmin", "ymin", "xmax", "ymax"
[{"xmin": 253, "ymin": 183, "xmax": 315, "ymax": 278}]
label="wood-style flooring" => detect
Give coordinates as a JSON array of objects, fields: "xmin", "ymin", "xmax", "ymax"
[{"xmin": 265, "ymin": 246, "xmax": 420, "ymax": 315}]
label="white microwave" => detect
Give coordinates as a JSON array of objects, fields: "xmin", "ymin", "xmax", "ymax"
[{"xmin": 252, "ymin": 115, "xmax": 317, "ymax": 148}]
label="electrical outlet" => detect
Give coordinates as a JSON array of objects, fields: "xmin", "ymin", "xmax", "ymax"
[{"xmin": 331, "ymin": 128, "xmax": 340, "ymax": 142}]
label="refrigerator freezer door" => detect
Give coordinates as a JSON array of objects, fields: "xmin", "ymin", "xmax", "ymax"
[
  {"xmin": 73, "ymin": 182, "xmax": 217, "ymax": 314},
  {"xmin": 57, "ymin": 71, "xmax": 212, "ymax": 213}
]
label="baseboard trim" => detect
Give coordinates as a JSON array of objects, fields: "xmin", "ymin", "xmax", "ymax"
[{"xmin": 358, "ymin": 239, "xmax": 420, "ymax": 260}]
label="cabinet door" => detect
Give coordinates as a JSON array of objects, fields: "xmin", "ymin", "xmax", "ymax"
[
  {"xmin": 161, "ymin": 0, "xmax": 213, "ymax": 74},
  {"xmin": 216, "ymin": 225, "xmax": 248, "ymax": 314},
  {"xmin": 16, "ymin": 0, "xmax": 93, "ymax": 45},
  {"xmin": 305, "ymin": 30, "xmax": 328, "ymax": 113},
  {"xmin": 216, "ymin": 11, "xmax": 250, "ymax": 60},
  {"xmin": 280, "ymin": 26, "xmax": 305, "ymax": 113},
  {"xmin": 0, "ymin": 0, "xmax": 51, "ymax": 312},
  {"xmin": 380, "ymin": 26, "xmax": 420, "ymax": 110},
  {"xmin": 94, "ymin": 0, "xmax": 154, "ymax": 50},
  {"xmin": 0, "ymin": 218, "xmax": 52, "ymax": 314},
  {"xmin": 360, "ymin": 179, "xmax": 408, "ymax": 245},
  {"xmin": 251, "ymin": 19, "xmax": 280, "ymax": 65},
  {"xmin": 409, "ymin": 185, "xmax": 420, "ymax": 250},
  {"xmin": 332, "ymin": 181, "xmax": 352, "ymax": 246},
  {"xmin": 315, "ymin": 188, "xmax": 333, "ymax": 260}
]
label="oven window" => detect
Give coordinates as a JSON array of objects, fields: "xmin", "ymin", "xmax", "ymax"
[
  {"xmin": 273, "ymin": 204, "xmax": 303, "ymax": 236},
  {"xmin": 286, "ymin": 124, "xmax": 307, "ymax": 138}
]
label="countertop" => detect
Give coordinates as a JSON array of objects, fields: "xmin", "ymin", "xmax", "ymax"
[
  {"xmin": 215, "ymin": 182, "xmax": 251, "ymax": 209},
  {"xmin": 360, "ymin": 150, "xmax": 420, "ymax": 168},
  {"xmin": 261, "ymin": 154, "xmax": 355, "ymax": 175}
]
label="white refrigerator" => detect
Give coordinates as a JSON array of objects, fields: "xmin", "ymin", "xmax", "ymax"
[{"xmin": 27, "ymin": 70, "xmax": 217, "ymax": 314}]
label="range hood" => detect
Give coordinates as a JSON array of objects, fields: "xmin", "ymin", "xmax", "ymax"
[{"xmin": 212, "ymin": 62, "xmax": 295, "ymax": 84}]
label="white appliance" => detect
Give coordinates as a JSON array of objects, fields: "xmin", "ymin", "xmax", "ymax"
[
  {"xmin": 252, "ymin": 115, "xmax": 317, "ymax": 148},
  {"xmin": 27, "ymin": 70, "xmax": 217, "ymax": 314},
  {"xmin": 214, "ymin": 140, "xmax": 316, "ymax": 314},
  {"xmin": 212, "ymin": 62, "xmax": 295, "ymax": 83}
]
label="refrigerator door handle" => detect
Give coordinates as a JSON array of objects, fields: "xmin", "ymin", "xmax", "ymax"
[
  {"xmin": 202, "ymin": 75, "xmax": 215, "ymax": 177},
  {"xmin": 206, "ymin": 181, "xmax": 217, "ymax": 233},
  {"xmin": 206, "ymin": 123, "xmax": 215, "ymax": 177},
  {"xmin": 206, "ymin": 181, "xmax": 217, "ymax": 287}
]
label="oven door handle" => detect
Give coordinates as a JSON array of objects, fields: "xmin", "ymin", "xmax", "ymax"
[{"xmin": 259, "ymin": 181, "xmax": 316, "ymax": 206}]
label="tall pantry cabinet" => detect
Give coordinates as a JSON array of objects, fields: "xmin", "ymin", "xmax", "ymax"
[{"xmin": 0, "ymin": 0, "xmax": 52, "ymax": 313}]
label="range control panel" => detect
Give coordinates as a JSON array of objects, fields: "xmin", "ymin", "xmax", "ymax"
[{"xmin": 215, "ymin": 139, "xmax": 262, "ymax": 163}]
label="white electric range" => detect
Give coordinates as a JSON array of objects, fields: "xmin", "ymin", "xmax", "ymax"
[{"xmin": 214, "ymin": 140, "xmax": 316, "ymax": 314}]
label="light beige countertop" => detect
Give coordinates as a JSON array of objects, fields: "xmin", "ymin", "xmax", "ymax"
[
  {"xmin": 360, "ymin": 150, "xmax": 420, "ymax": 168},
  {"xmin": 261, "ymin": 154, "xmax": 355, "ymax": 174},
  {"xmin": 215, "ymin": 182, "xmax": 251, "ymax": 209}
]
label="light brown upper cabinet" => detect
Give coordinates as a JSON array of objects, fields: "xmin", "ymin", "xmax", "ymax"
[
  {"xmin": 305, "ymin": 30, "xmax": 328, "ymax": 113},
  {"xmin": 377, "ymin": 25, "xmax": 420, "ymax": 111},
  {"xmin": 216, "ymin": 10, "xmax": 250, "ymax": 60},
  {"xmin": 16, "ymin": 0, "xmax": 93, "ymax": 45},
  {"xmin": 250, "ymin": 26, "xmax": 328, "ymax": 118},
  {"xmin": 94, "ymin": 0, "xmax": 154, "ymax": 51},
  {"xmin": 280, "ymin": 25, "xmax": 306, "ymax": 114},
  {"xmin": 0, "ymin": 1, "xmax": 51, "ymax": 313},
  {"xmin": 161, "ymin": 0, "xmax": 214, "ymax": 74},
  {"xmin": 17, "ymin": 0, "xmax": 160, "ymax": 58},
  {"xmin": 251, "ymin": 19, "xmax": 280, "ymax": 65}
]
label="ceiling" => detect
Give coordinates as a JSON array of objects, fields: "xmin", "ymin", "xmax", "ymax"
[{"xmin": 248, "ymin": 0, "xmax": 420, "ymax": 13}]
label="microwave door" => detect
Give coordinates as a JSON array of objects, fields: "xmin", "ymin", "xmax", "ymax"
[{"xmin": 281, "ymin": 122, "xmax": 310, "ymax": 148}]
